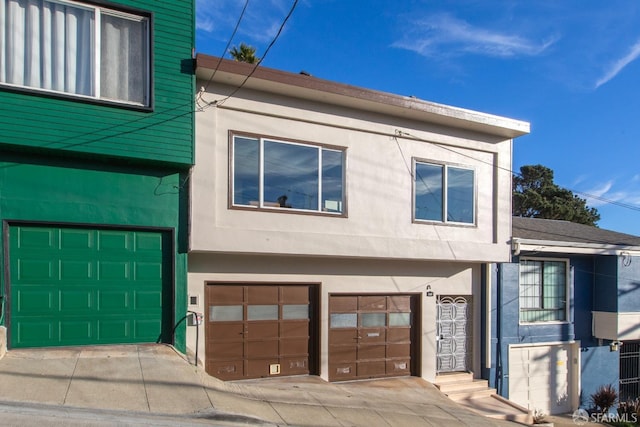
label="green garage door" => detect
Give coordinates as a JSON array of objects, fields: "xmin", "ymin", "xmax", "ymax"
[{"xmin": 9, "ymin": 225, "xmax": 172, "ymax": 348}]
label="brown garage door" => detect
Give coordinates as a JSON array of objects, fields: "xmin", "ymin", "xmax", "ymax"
[
  {"xmin": 329, "ymin": 294, "xmax": 418, "ymax": 381},
  {"xmin": 205, "ymin": 284, "xmax": 317, "ymax": 380}
]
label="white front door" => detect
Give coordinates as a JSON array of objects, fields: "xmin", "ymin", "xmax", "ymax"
[
  {"xmin": 509, "ymin": 343, "xmax": 576, "ymax": 415},
  {"xmin": 436, "ymin": 295, "xmax": 471, "ymax": 373}
]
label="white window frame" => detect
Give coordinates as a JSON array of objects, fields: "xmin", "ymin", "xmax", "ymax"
[
  {"xmin": 518, "ymin": 257, "xmax": 570, "ymax": 324},
  {"xmin": 412, "ymin": 159, "xmax": 476, "ymax": 225},
  {"xmin": 0, "ymin": 0, "xmax": 151, "ymax": 108},
  {"xmin": 230, "ymin": 133, "xmax": 346, "ymax": 215}
]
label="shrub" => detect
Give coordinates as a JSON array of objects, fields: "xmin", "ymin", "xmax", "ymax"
[{"xmin": 590, "ymin": 384, "xmax": 618, "ymax": 414}]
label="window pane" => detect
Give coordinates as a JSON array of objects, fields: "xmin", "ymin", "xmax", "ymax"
[
  {"xmin": 447, "ymin": 167, "xmax": 474, "ymax": 223},
  {"xmin": 283, "ymin": 304, "xmax": 309, "ymax": 320},
  {"xmin": 101, "ymin": 12, "xmax": 148, "ymax": 104},
  {"xmin": 210, "ymin": 305, "xmax": 243, "ymax": 322},
  {"xmin": 415, "ymin": 163, "xmax": 443, "ymax": 221},
  {"xmin": 543, "ymin": 261, "xmax": 566, "ymax": 310},
  {"xmin": 330, "ymin": 313, "xmax": 357, "ymax": 328},
  {"xmin": 361, "ymin": 313, "xmax": 386, "ymax": 327},
  {"xmin": 322, "ymin": 149, "xmax": 344, "ymax": 213},
  {"xmin": 247, "ymin": 305, "xmax": 278, "ymax": 320},
  {"xmin": 2, "ymin": 0, "xmax": 94, "ymax": 95},
  {"xmin": 264, "ymin": 141, "xmax": 319, "ymax": 210},
  {"xmin": 389, "ymin": 312, "xmax": 411, "ymax": 327},
  {"xmin": 519, "ymin": 260, "xmax": 542, "ymax": 309},
  {"xmin": 233, "ymin": 137, "xmax": 260, "ymax": 206}
]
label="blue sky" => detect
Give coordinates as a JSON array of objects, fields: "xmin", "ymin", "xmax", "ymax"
[{"xmin": 195, "ymin": 0, "xmax": 640, "ymax": 236}]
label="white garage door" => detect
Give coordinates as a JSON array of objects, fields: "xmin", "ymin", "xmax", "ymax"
[{"xmin": 509, "ymin": 343, "xmax": 576, "ymax": 415}]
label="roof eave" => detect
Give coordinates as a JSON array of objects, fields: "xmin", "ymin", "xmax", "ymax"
[
  {"xmin": 512, "ymin": 237, "xmax": 640, "ymax": 256},
  {"xmin": 195, "ymin": 54, "xmax": 530, "ymax": 139}
]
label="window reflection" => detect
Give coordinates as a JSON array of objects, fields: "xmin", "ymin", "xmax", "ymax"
[
  {"xmin": 264, "ymin": 140, "xmax": 319, "ymax": 210},
  {"xmin": 232, "ymin": 135, "xmax": 345, "ymax": 214},
  {"xmin": 414, "ymin": 161, "xmax": 474, "ymax": 224}
]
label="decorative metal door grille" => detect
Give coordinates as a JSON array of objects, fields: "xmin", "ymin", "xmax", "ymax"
[
  {"xmin": 436, "ymin": 295, "xmax": 472, "ymax": 373},
  {"xmin": 620, "ymin": 342, "xmax": 640, "ymax": 401}
]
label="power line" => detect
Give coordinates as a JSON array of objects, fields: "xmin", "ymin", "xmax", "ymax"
[
  {"xmin": 206, "ymin": 0, "xmax": 300, "ymax": 108},
  {"xmin": 395, "ymin": 129, "xmax": 640, "ymax": 214},
  {"xmin": 201, "ymin": 0, "xmax": 251, "ymax": 93}
]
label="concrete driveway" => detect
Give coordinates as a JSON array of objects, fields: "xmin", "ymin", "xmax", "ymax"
[{"xmin": 0, "ymin": 344, "xmax": 520, "ymax": 426}]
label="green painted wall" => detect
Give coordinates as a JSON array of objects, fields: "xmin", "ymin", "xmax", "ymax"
[
  {"xmin": 0, "ymin": 0, "xmax": 195, "ymax": 166},
  {"xmin": 0, "ymin": 153, "xmax": 188, "ymax": 350}
]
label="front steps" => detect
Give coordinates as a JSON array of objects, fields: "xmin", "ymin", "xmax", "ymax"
[{"xmin": 434, "ymin": 372, "xmax": 533, "ymax": 425}]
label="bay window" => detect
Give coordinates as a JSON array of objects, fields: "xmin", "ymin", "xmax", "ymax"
[
  {"xmin": 231, "ymin": 134, "xmax": 345, "ymax": 214},
  {"xmin": 0, "ymin": 0, "xmax": 150, "ymax": 106}
]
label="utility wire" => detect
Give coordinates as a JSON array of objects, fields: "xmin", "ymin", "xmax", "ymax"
[
  {"xmin": 201, "ymin": 0, "xmax": 251, "ymax": 93},
  {"xmin": 395, "ymin": 129, "xmax": 640, "ymax": 214},
  {"xmin": 207, "ymin": 0, "xmax": 300, "ymax": 108}
]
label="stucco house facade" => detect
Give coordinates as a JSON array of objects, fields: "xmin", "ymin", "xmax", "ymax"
[
  {"xmin": 0, "ymin": 0, "xmax": 194, "ymax": 353},
  {"xmin": 188, "ymin": 55, "xmax": 529, "ymax": 382},
  {"xmin": 484, "ymin": 217, "xmax": 640, "ymax": 414}
]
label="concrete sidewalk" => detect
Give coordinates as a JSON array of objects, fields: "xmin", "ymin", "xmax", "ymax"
[{"xmin": 0, "ymin": 344, "xmax": 522, "ymax": 426}]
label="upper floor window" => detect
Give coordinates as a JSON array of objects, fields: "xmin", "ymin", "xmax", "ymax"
[
  {"xmin": 0, "ymin": 0, "xmax": 150, "ymax": 107},
  {"xmin": 519, "ymin": 259, "xmax": 568, "ymax": 323},
  {"xmin": 414, "ymin": 161, "xmax": 475, "ymax": 224},
  {"xmin": 231, "ymin": 133, "xmax": 345, "ymax": 214}
]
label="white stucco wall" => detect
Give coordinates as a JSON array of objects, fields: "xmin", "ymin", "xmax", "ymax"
[
  {"xmin": 191, "ymin": 80, "xmax": 514, "ymax": 263},
  {"xmin": 185, "ymin": 254, "xmax": 482, "ymax": 382}
]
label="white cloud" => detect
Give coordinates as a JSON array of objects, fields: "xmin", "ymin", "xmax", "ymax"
[
  {"xmin": 595, "ymin": 38, "xmax": 640, "ymax": 88},
  {"xmin": 394, "ymin": 13, "xmax": 556, "ymax": 59}
]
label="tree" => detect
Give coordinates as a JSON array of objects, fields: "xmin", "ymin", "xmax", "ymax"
[
  {"xmin": 229, "ymin": 43, "xmax": 259, "ymax": 64},
  {"xmin": 513, "ymin": 164, "xmax": 600, "ymax": 226}
]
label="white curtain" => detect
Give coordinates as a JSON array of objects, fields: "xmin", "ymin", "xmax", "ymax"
[
  {"xmin": 101, "ymin": 12, "xmax": 146, "ymax": 104},
  {"xmin": 1, "ymin": 0, "xmax": 93, "ymax": 95}
]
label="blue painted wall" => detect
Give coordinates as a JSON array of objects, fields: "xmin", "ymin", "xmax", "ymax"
[
  {"xmin": 617, "ymin": 256, "xmax": 640, "ymax": 313},
  {"xmin": 594, "ymin": 256, "xmax": 618, "ymax": 313},
  {"xmin": 486, "ymin": 254, "xmax": 619, "ymax": 408}
]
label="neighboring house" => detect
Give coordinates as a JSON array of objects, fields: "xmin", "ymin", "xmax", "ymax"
[
  {"xmin": 0, "ymin": 0, "xmax": 194, "ymax": 353},
  {"xmin": 484, "ymin": 216, "xmax": 640, "ymax": 415},
  {"xmin": 188, "ymin": 55, "xmax": 529, "ymax": 382}
]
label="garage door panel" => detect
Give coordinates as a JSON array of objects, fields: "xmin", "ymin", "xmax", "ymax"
[
  {"xmin": 9, "ymin": 225, "xmax": 170, "ymax": 348},
  {"xmin": 281, "ymin": 338, "xmax": 308, "ymax": 355},
  {"xmin": 17, "ymin": 289, "xmax": 56, "ymax": 313},
  {"xmin": 208, "ymin": 322, "xmax": 243, "ymax": 340},
  {"xmin": 386, "ymin": 359, "xmax": 410, "ymax": 375},
  {"xmin": 60, "ymin": 290, "xmax": 93, "ymax": 311},
  {"xmin": 359, "ymin": 296, "xmax": 386, "ymax": 310},
  {"xmin": 61, "ymin": 321, "xmax": 93, "ymax": 342},
  {"xmin": 281, "ymin": 321, "xmax": 308, "ymax": 337},
  {"xmin": 281, "ymin": 286, "xmax": 309, "ymax": 303},
  {"xmin": 99, "ymin": 262, "xmax": 130, "ymax": 280},
  {"xmin": 359, "ymin": 344, "xmax": 386, "ymax": 359},
  {"xmin": 248, "ymin": 322, "xmax": 279, "ymax": 338},
  {"xmin": 248, "ymin": 340, "xmax": 278, "ymax": 357},
  {"xmin": 18, "ymin": 259, "xmax": 54, "ymax": 281},
  {"xmin": 16, "ymin": 321, "xmax": 55, "ymax": 345},
  {"xmin": 509, "ymin": 344, "xmax": 574, "ymax": 415},
  {"xmin": 330, "ymin": 363, "xmax": 356, "ymax": 380},
  {"xmin": 135, "ymin": 291, "xmax": 162, "ymax": 310},
  {"xmin": 208, "ymin": 361, "xmax": 243, "ymax": 380},
  {"xmin": 248, "ymin": 286, "xmax": 278, "ymax": 304},
  {"xmin": 358, "ymin": 360, "xmax": 386, "ymax": 377},
  {"xmin": 206, "ymin": 284, "xmax": 315, "ymax": 381},
  {"xmin": 329, "ymin": 294, "xmax": 417, "ymax": 381},
  {"xmin": 248, "ymin": 359, "xmax": 278, "ymax": 377},
  {"xmin": 209, "ymin": 342, "xmax": 244, "ymax": 360},
  {"xmin": 388, "ymin": 343, "xmax": 411, "ymax": 358},
  {"xmin": 281, "ymin": 357, "xmax": 308, "ymax": 375},
  {"xmin": 60, "ymin": 261, "xmax": 93, "ymax": 280}
]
